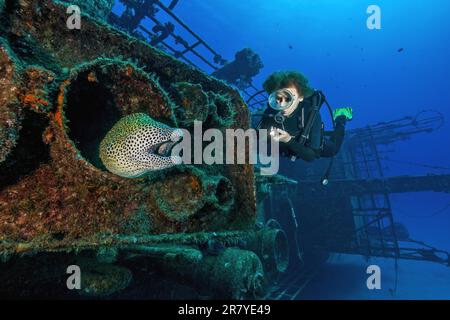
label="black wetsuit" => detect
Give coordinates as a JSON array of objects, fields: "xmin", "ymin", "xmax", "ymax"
[{"xmin": 256, "ymin": 91, "xmax": 346, "ymax": 162}]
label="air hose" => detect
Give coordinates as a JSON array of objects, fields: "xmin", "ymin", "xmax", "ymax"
[
  {"xmin": 321, "ymin": 96, "xmax": 337, "ymax": 186},
  {"xmin": 282, "ymin": 191, "xmax": 304, "ymax": 264}
]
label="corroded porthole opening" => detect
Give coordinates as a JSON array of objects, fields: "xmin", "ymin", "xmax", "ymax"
[
  {"xmin": 0, "ymin": 110, "xmax": 49, "ymax": 189},
  {"xmin": 65, "ymin": 73, "xmax": 120, "ymax": 170},
  {"xmin": 152, "ymin": 168, "xmax": 235, "ymax": 222},
  {"xmin": 215, "ymin": 176, "xmax": 234, "ymax": 207},
  {"xmin": 60, "ymin": 60, "xmax": 176, "ymax": 171},
  {"xmin": 153, "ymin": 171, "xmax": 205, "ymax": 221}
]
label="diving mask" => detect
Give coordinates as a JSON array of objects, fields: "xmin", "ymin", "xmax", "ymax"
[{"xmin": 268, "ymin": 88, "xmax": 299, "ymax": 111}]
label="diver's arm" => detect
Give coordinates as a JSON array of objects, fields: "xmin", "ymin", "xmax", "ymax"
[
  {"xmin": 283, "ymin": 139, "xmax": 318, "ymax": 162},
  {"xmin": 321, "ymin": 116, "xmax": 346, "ymax": 157},
  {"xmin": 282, "ymin": 110, "xmax": 322, "ymax": 162}
]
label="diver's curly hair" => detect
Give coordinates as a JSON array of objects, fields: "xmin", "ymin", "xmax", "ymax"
[{"xmin": 263, "ymin": 71, "xmax": 314, "ymax": 97}]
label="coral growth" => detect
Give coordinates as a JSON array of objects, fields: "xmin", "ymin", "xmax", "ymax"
[
  {"xmin": 171, "ymin": 82, "xmax": 210, "ymax": 126},
  {"xmin": 0, "ymin": 0, "xmax": 276, "ymax": 299},
  {"xmin": 0, "ymin": 40, "xmax": 22, "ymax": 164},
  {"xmin": 0, "ymin": 0, "xmax": 255, "ymax": 251},
  {"xmin": 57, "ymin": 0, "xmax": 115, "ymax": 20},
  {"xmin": 79, "ymin": 259, "xmax": 133, "ymax": 297}
]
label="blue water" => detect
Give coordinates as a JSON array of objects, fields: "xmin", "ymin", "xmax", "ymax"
[{"xmin": 113, "ymin": 0, "xmax": 450, "ymax": 299}]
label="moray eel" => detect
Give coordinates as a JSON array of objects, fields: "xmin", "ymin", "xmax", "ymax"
[{"xmin": 99, "ymin": 113, "xmax": 183, "ymax": 178}]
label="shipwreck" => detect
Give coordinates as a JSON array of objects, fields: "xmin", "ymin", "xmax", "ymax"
[{"xmin": 0, "ymin": 0, "xmax": 289, "ymax": 299}]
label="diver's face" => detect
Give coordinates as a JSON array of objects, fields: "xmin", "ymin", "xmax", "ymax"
[
  {"xmin": 285, "ymin": 85, "xmax": 303, "ymax": 100},
  {"xmin": 268, "ymin": 85, "xmax": 304, "ymax": 114},
  {"xmin": 281, "ymin": 86, "xmax": 303, "ymax": 105},
  {"xmin": 274, "ymin": 90, "xmax": 291, "ymax": 107}
]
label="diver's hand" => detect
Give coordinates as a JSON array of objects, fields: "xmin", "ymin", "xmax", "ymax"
[
  {"xmin": 270, "ymin": 127, "xmax": 292, "ymax": 143},
  {"xmin": 333, "ymin": 107, "xmax": 353, "ymax": 121}
]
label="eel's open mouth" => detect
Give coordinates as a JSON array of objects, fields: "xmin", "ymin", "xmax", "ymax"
[
  {"xmin": 149, "ymin": 140, "xmax": 178, "ymax": 157},
  {"xmin": 148, "ymin": 129, "xmax": 184, "ymax": 157}
]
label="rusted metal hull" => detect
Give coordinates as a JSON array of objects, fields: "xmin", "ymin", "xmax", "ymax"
[
  {"xmin": 0, "ymin": 0, "xmax": 256, "ymax": 252},
  {"xmin": 0, "ymin": 0, "xmax": 294, "ymax": 299}
]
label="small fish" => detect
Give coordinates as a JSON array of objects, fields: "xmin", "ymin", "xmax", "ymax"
[{"xmin": 398, "ymin": 48, "xmax": 404, "ymax": 53}]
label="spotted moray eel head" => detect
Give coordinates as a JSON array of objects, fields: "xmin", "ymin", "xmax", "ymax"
[{"xmin": 99, "ymin": 113, "xmax": 183, "ymax": 178}]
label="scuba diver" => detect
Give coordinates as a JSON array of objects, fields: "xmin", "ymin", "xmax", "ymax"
[{"xmin": 256, "ymin": 71, "xmax": 353, "ymax": 163}]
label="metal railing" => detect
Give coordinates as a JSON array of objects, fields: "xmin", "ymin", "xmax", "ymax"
[{"xmin": 109, "ymin": 0, "xmax": 268, "ymax": 112}]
